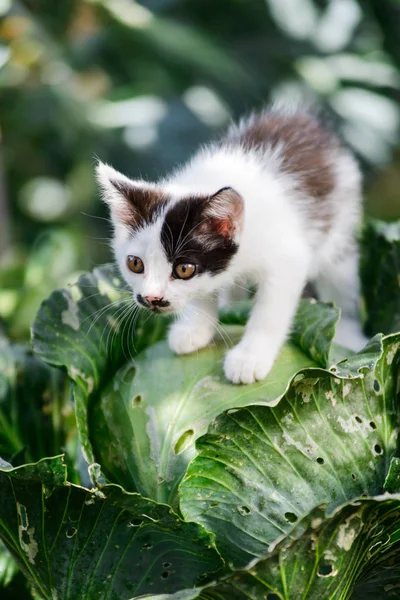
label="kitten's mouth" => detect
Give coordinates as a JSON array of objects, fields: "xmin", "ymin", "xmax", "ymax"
[{"xmin": 136, "ymin": 294, "xmax": 174, "ymax": 314}]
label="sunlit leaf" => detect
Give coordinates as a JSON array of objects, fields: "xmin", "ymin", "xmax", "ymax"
[
  {"xmin": 91, "ymin": 331, "xmax": 317, "ymax": 506},
  {"xmin": 180, "ymin": 334, "xmax": 400, "ymax": 566}
]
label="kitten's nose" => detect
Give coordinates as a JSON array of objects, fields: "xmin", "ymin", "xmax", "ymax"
[{"xmin": 144, "ymin": 295, "xmax": 170, "ymax": 308}]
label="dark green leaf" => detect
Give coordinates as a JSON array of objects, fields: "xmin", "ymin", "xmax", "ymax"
[
  {"xmin": 137, "ymin": 495, "xmax": 400, "ymax": 600},
  {"xmin": 0, "ymin": 338, "xmax": 73, "ymax": 468},
  {"xmin": 0, "ymin": 456, "xmax": 223, "ymax": 600},
  {"xmin": 0, "ymin": 544, "xmax": 33, "ymax": 600},
  {"xmin": 361, "ymin": 220, "xmax": 400, "ymax": 337}
]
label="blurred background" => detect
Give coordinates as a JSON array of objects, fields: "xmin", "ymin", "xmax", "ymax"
[{"xmin": 0, "ymin": 0, "xmax": 400, "ymax": 342}]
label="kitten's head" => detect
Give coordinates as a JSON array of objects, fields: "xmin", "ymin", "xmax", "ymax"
[{"xmin": 96, "ymin": 162, "xmax": 244, "ymax": 314}]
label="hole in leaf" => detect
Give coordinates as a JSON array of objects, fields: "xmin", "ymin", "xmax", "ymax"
[
  {"xmin": 21, "ymin": 531, "xmax": 30, "ymax": 545},
  {"xmin": 284, "ymin": 512, "xmax": 298, "ymax": 523},
  {"xmin": 374, "ymin": 444, "xmax": 383, "ymax": 455},
  {"xmin": 66, "ymin": 527, "xmax": 77, "ymax": 539},
  {"xmin": 237, "ymin": 505, "xmax": 251, "ymax": 516},
  {"xmin": 318, "ymin": 563, "xmax": 334, "ymax": 577},
  {"xmin": 142, "ymin": 542, "xmax": 153, "ymax": 550},
  {"xmin": 132, "ymin": 395, "xmax": 142, "ymax": 407},
  {"xmin": 316, "ymin": 457, "xmax": 324, "ymax": 465},
  {"xmin": 209, "ymin": 501, "xmax": 219, "ymax": 508},
  {"xmin": 161, "ymin": 571, "xmax": 169, "ymax": 579},
  {"xmin": 373, "ymin": 380, "xmax": 380, "ymax": 392},
  {"xmin": 351, "ymin": 474, "xmax": 356, "ymax": 481},
  {"xmin": 163, "ymin": 562, "xmax": 172, "ymax": 568},
  {"xmin": 129, "ymin": 519, "xmax": 142, "ymax": 527},
  {"xmin": 122, "ymin": 364, "xmax": 136, "ymax": 383},
  {"xmin": 355, "ymin": 416, "xmax": 362, "ymax": 424},
  {"xmin": 174, "ymin": 429, "xmax": 195, "ymax": 455},
  {"xmin": 370, "ymin": 421, "xmax": 377, "ymax": 430}
]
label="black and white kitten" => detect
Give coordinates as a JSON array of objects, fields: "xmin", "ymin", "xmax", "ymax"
[{"xmin": 97, "ymin": 106, "xmax": 366, "ymax": 384}]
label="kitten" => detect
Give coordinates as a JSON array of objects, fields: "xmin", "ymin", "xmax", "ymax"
[{"xmin": 96, "ymin": 106, "xmax": 366, "ymax": 384}]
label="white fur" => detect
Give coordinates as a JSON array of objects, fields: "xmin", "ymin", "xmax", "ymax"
[{"xmin": 99, "ymin": 117, "xmax": 366, "ymax": 384}]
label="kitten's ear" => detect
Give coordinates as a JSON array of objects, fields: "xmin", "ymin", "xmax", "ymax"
[
  {"xmin": 96, "ymin": 161, "xmax": 164, "ymax": 228},
  {"xmin": 202, "ymin": 187, "xmax": 244, "ymax": 239}
]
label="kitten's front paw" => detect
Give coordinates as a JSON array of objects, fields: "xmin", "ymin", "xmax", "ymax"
[
  {"xmin": 224, "ymin": 343, "xmax": 274, "ymax": 384},
  {"xmin": 168, "ymin": 322, "xmax": 215, "ymax": 355}
]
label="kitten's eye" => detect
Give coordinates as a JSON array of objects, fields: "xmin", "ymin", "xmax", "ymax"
[
  {"xmin": 173, "ymin": 263, "xmax": 197, "ymax": 280},
  {"xmin": 127, "ymin": 255, "xmax": 144, "ymax": 273}
]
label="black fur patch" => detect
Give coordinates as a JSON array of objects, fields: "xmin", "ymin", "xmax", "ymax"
[
  {"xmin": 160, "ymin": 196, "xmax": 239, "ymax": 275},
  {"xmin": 111, "ymin": 180, "xmax": 168, "ymax": 229}
]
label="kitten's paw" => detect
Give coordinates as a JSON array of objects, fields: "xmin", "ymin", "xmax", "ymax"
[
  {"xmin": 168, "ymin": 322, "xmax": 215, "ymax": 355},
  {"xmin": 224, "ymin": 343, "xmax": 274, "ymax": 384}
]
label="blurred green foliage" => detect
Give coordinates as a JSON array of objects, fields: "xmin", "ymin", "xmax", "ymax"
[{"xmin": 0, "ymin": 0, "xmax": 400, "ymax": 342}]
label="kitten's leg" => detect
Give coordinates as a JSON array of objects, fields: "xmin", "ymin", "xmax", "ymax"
[
  {"xmin": 224, "ymin": 259, "xmax": 309, "ymax": 384},
  {"xmin": 314, "ymin": 249, "xmax": 367, "ymax": 351},
  {"xmin": 168, "ymin": 297, "xmax": 217, "ymax": 355}
]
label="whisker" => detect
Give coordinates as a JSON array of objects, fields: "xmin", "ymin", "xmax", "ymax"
[
  {"xmin": 125, "ymin": 304, "xmax": 142, "ymax": 362},
  {"xmin": 81, "ymin": 212, "xmax": 114, "ymax": 225},
  {"xmin": 191, "ymin": 306, "xmax": 233, "ymax": 350},
  {"xmin": 126, "ymin": 306, "xmax": 141, "ymax": 361},
  {"xmin": 163, "ymin": 221, "xmax": 174, "ymax": 257},
  {"xmin": 92, "ymin": 241, "xmax": 114, "ymax": 247},
  {"xmin": 104, "ymin": 300, "xmax": 135, "ymax": 358},
  {"xmin": 233, "ymin": 283, "xmax": 253, "ymax": 295},
  {"xmin": 107, "ymin": 307, "xmax": 130, "ymax": 358},
  {"xmin": 119, "ymin": 302, "xmax": 136, "ymax": 361},
  {"xmin": 82, "ymin": 296, "xmax": 130, "ymax": 327},
  {"xmin": 84, "ymin": 298, "xmax": 131, "ymax": 340},
  {"xmin": 173, "ymin": 203, "xmax": 191, "ymax": 256},
  {"xmin": 174, "ymin": 216, "xmax": 211, "ymax": 257},
  {"xmin": 74, "ymin": 290, "xmax": 111, "ymax": 305}
]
